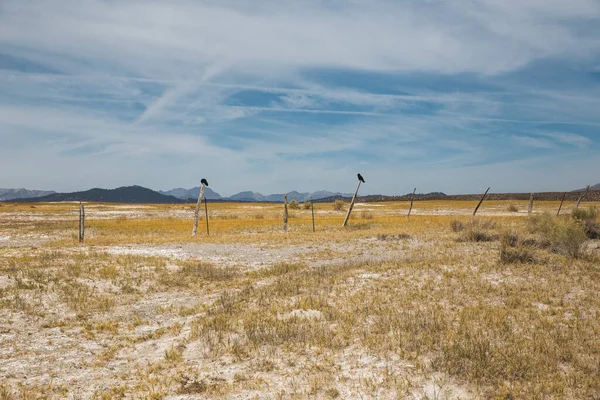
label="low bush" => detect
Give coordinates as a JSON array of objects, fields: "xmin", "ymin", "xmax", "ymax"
[
  {"xmin": 507, "ymin": 204, "xmax": 519, "ymax": 212},
  {"xmin": 529, "ymin": 213, "xmax": 587, "ymax": 258},
  {"xmin": 333, "ymin": 200, "xmax": 345, "ymax": 211},
  {"xmin": 288, "ymin": 200, "xmax": 300, "ymax": 210},
  {"xmin": 303, "ymin": 202, "xmax": 312, "ymax": 210},
  {"xmin": 499, "ymin": 231, "xmax": 537, "ymax": 264}
]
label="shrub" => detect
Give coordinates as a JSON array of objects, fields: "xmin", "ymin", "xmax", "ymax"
[
  {"xmin": 571, "ymin": 206, "xmax": 597, "ymax": 222},
  {"xmin": 507, "ymin": 204, "xmax": 519, "ymax": 212},
  {"xmin": 499, "ymin": 231, "xmax": 537, "ymax": 264},
  {"xmin": 303, "ymin": 202, "xmax": 312, "ymax": 210},
  {"xmin": 460, "ymin": 227, "xmax": 497, "ymax": 242},
  {"xmin": 450, "ymin": 219, "xmax": 464, "ymax": 232},
  {"xmin": 530, "ymin": 213, "xmax": 588, "ymax": 258},
  {"xmin": 288, "ymin": 200, "xmax": 300, "ymax": 210},
  {"xmin": 333, "ymin": 200, "xmax": 345, "ymax": 211},
  {"xmin": 572, "ymin": 207, "xmax": 599, "ymax": 239}
]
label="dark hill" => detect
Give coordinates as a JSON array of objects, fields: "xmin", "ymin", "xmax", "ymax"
[{"xmin": 8, "ymin": 185, "xmax": 185, "ymax": 204}]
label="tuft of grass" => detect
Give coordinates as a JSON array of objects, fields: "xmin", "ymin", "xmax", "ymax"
[
  {"xmin": 499, "ymin": 231, "xmax": 537, "ymax": 264},
  {"xmin": 360, "ymin": 210, "xmax": 373, "ymax": 219},
  {"xmin": 303, "ymin": 202, "xmax": 312, "ymax": 210},
  {"xmin": 450, "ymin": 219, "xmax": 464, "ymax": 232},
  {"xmin": 506, "ymin": 203, "xmax": 519, "ymax": 212}
]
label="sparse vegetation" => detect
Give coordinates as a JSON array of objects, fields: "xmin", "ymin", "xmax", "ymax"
[
  {"xmin": 303, "ymin": 201, "xmax": 312, "ymax": 210},
  {"xmin": 1, "ymin": 200, "xmax": 599, "ymax": 398}
]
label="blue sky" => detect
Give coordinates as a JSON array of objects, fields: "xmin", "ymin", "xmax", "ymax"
[{"xmin": 0, "ymin": 0, "xmax": 599, "ymax": 196}]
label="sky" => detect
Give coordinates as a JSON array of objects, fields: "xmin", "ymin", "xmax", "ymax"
[{"xmin": 0, "ymin": 0, "xmax": 599, "ymax": 196}]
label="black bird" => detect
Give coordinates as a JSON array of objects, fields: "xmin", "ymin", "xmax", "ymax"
[
  {"xmin": 201, "ymin": 178, "xmax": 209, "ymax": 187},
  {"xmin": 357, "ymin": 173, "xmax": 365, "ymax": 183}
]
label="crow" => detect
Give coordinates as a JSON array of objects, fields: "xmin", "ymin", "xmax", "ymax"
[
  {"xmin": 357, "ymin": 173, "xmax": 365, "ymax": 183},
  {"xmin": 201, "ymin": 178, "xmax": 209, "ymax": 187}
]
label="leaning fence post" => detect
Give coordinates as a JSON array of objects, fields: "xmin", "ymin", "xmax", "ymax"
[
  {"xmin": 473, "ymin": 187, "xmax": 490, "ymax": 217},
  {"xmin": 528, "ymin": 193, "xmax": 534, "ymax": 215},
  {"xmin": 283, "ymin": 194, "xmax": 288, "ymax": 232},
  {"xmin": 557, "ymin": 192, "xmax": 567, "ymax": 216},
  {"xmin": 192, "ymin": 180, "xmax": 208, "ymax": 237},
  {"xmin": 79, "ymin": 201, "xmax": 85, "ymax": 243},
  {"xmin": 576, "ymin": 185, "xmax": 590, "ymax": 209},
  {"xmin": 407, "ymin": 187, "xmax": 416, "ymax": 219},
  {"xmin": 343, "ymin": 174, "xmax": 365, "ymax": 227}
]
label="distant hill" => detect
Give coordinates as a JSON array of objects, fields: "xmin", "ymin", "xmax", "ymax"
[
  {"xmin": 160, "ymin": 187, "xmax": 222, "ymax": 200},
  {"xmin": 573, "ymin": 183, "xmax": 600, "ymax": 192},
  {"xmin": 8, "ymin": 185, "xmax": 185, "ymax": 204},
  {"xmin": 0, "ymin": 188, "xmax": 55, "ymax": 201}
]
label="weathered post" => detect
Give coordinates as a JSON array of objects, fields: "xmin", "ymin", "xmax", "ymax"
[
  {"xmin": 192, "ymin": 179, "xmax": 208, "ymax": 237},
  {"xmin": 204, "ymin": 197, "xmax": 209, "ymax": 236},
  {"xmin": 528, "ymin": 193, "xmax": 534, "ymax": 215},
  {"xmin": 311, "ymin": 201, "xmax": 315, "ymax": 233},
  {"xmin": 473, "ymin": 187, "xmax": 490, "ymax": 217},
  {"xmin": 576, "ymin": 185, "xmax": 590, "ymax": 209},
  {"xmin": 283, "ymin": 194, "xmax": 288, "ymax": 232},
  {"xmin": 557, "ymin": 192, "xmax": 567, "ymax": 216},
  {"xmin": 343, "ymin": 173, "xmax": 365, "ymax": 227},
  {"xmin": 407, "ymin": 187, "xmax": 416, "ymax": 219},
  {"xmin": 79, "ymin": 201, "xmax": 85, "ymax": 243}
]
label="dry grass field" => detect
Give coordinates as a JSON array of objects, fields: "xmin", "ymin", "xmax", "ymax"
[{"xmin": 1, "ymin": 199, "xmax": 599, "ymax": 399}]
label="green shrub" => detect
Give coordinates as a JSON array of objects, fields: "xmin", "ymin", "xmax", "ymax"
[{"xmin": 529, "ymin": 213, "xmax": 587, "ymax": 258}]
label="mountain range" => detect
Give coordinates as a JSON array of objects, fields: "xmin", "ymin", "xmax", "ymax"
[
  {"xmin": 2, "ymin": 183, "xmax": 599, "ymax": 204},
  {"xmin": 0, "ymin": 188, "xmax": 55, "ymax": 201},
  {"xmin": 159, "ymin": 187, "xmax": 352, "ymax": 202}
]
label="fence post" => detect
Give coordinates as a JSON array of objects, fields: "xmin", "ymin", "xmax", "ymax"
[
  {"xmin": 192, "ymin": 182, "xmax": 207, "ymax": 236},
  {"xmin": 528, "ymin": 193, "xmax": 534, "ymax": 215},
  {"xmin": 79, "ymin": 201, "xmax": 85, "ymax": 243},
  {"xmin": 204, "ymin": 197, "xmax": 209, "ymax": 236},
  {"xmin": 407, "ymin": 187, "xmax": 416, "ymax": 219},
  {"xmin": 557, "ymin": 192, "xmax": 567, "ymax": 216},
  {"xmin": 343, "ymin": 176, "xmax": 364, "ymax": 227},
  {"xmin": 283, "ymin": 194, "xmax": 288, "ymax": 232},
  {"xmin": 473, "ymin": 187, "xmax": 490, "ymax": 217},
  {"xmin": 576, "ymin": 185, "xmax": 590, "ymax": 209}
]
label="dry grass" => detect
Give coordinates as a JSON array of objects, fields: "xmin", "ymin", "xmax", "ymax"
[{"xmin": 0, "ymin": 200, "xmax": 599, "ymax": 398}]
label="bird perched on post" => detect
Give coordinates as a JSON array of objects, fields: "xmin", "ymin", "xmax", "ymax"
[
  {"xmin": 201, "ymin": 178, "xmax": 209, "ymax": 187},
  {"xmin": 357, "ymin": 173, "xmax": 365, "ymax": 183}
]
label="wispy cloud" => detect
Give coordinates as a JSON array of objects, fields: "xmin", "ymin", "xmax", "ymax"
[{"xmin": 0, "ymin": 0, "xmax": 599, "ymax": 194}]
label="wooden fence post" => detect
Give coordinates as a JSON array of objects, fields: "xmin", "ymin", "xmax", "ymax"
[
  {"xmin": 528, "ymin": 193, "xmax": 534, "ymax": 215},
  {"xmin": 192, "ymin": 182, "xmax": 207, "ymax": 237},
  {"xmin": 473, "ymin": 187, "xmax": 490, "ymax": 217},
  {"xmin": 576, "ymin": 185, "xmax": 590, "ymax": 209},
  {"xmin": 407, "ymin": 187, "xmax": 416, "ymax": 219},
  {"xmin": 283, "ymin": 194, "xmax": 288, "ymax": 232},
  {"xmin": 311, "ymin": 201, "xmax": 315, "ymax": 233},
  {"xmin": 204, "ymin": 197, "xmax": 209, "ymax": 236},
  {"xmin": 343, "ymin": 181, "xmax": 362, "ymax": 227},
  {"xmin": 79, "ymin": 201, "xmax": 85, "ymax": 243},
  {"xmin": 557, "ymin": 192, "xmax": 567, "ymax": 216}
]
